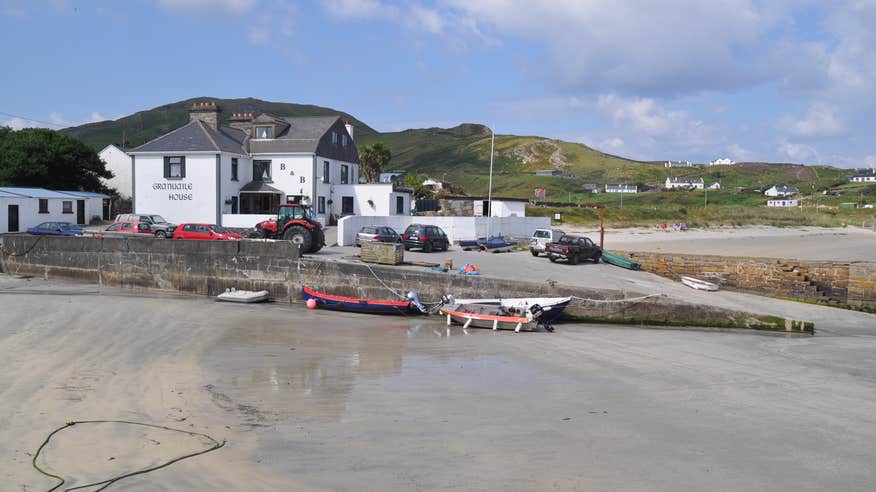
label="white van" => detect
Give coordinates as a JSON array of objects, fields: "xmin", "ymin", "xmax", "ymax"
[{"xmin": 530, "ymin": 228, "xmax": 565, "ymax": 256}]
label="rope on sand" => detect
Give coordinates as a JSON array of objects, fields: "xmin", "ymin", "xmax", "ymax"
[
  {"xmin": 569, "ymin": 294, "xmax": 663, "ymax": 303},
  {"xmin": 32, "ymin": 419, "xmax": 225, "ymax": 491}
]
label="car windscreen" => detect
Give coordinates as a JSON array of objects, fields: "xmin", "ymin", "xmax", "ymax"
[
  {"xmin": 405, "ymin": 227, "xmax": 422, "ymax": 235},
  {"xmin": 149, "ymin": 215, "xmax": 167, "ymax": 224},
  {"xmin": 59, "ymin": 223, "xmax": 81, "ymax": 231},
  {"xmin": 211, "ymin": 225, "xmax": 229, "ymax": 233},
  {"xmin": 558, "ymin": 236, "xmax": 575, "ymax": 244}
]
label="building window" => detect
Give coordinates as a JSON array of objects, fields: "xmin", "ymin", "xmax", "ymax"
[
  {"xmin": 318, "ymin": 196, "xmax": 325, "ymax": 214},
  {"xmin": 253, "ymin": 160, "xmax": 272, "ymax": 182},
  {"xmin": 342, "ymin": 196, "xmax": 354, "ymax": 214},
  {"xmin": 332, "ymin": 131, "xmax": 338, "ymax": 145},
  {"xmin": 341, "ymin": 164, "xmax": 349, "ymax": 184},
  {"xmin": 396, "ymin": 196, "xmax": 404, "ymax": 215},
  {"xmin": 323, "ymin": 161, "xmax": 330, "ymax": 183},
  {"xmin": 342, "ymin": 134, "xmax": 347, "ymax": 146},
  {"xmin": 254, "ymin": 126, "xmax": 273, "ymax": 139},
  {"xmin": 39, "ymin": 199, "xmax": 48, "ymax": 213},
  {"xmin": 62, "ymin": 201, "xmax": 73, "ymax": 214},
  {"xmin": 164, "ymin": 156, "xmax": 185, "ymax": 179},
  {"xmin": 231, "ymin": 158, "xmax": 238, "ymax": 181}
]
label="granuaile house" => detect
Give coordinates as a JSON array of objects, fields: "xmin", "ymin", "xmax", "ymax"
[{"xmin": 128, "ymin": 101, "xmax": 411, "ymax": 227}]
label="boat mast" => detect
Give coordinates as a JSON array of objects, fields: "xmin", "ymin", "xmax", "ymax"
[{"xmin": 487, "ymin": 125, "xmax": 494, "ymax": 238}]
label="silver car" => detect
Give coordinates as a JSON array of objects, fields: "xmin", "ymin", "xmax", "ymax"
[
  {"xmin": 355, "ymin": 226, "xmax": 401, "ymax": 247},
  {"xmin": 530, "ymin": 228, "xmax": 565, "ymax": 256}
]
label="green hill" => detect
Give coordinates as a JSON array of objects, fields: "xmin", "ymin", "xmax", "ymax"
[{"xmin": 63, "ymin": 97, "xmax": 852, "ymax": 203}]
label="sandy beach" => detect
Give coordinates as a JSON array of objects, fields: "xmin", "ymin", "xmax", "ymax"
[
  {"xmin": 2, "ymin": 274, "xmax": 876, "ymax": 491},
  {"xmin": 563, "ymin": 225, "xmax": 876, "ymax": 261}
]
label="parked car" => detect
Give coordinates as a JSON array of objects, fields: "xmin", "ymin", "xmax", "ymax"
[
  {"xmin": 355, "ymin": 226, "xmax": 401, "ymax": 247},
  {"xmin": 96, "ymin": 221, "xmax": 155, "ymax": 238},
  {"xmin": 173, "ymin": 223, "xmax": 241, "ymax": 241},
  {"xmin": 529, "ymin": 228, "xmax": 565, "ymax": 256},
  {"xmin": 26, "ymin": 221, "xmax": 84, "ymax": 236},
  {"xmin": 115, "ymin": 213, "xmax": 177, "ymax": 238},
  {"xmin": 402, "ymin": 224, "xmax": 449, "ymax": 252},
  {"xmin": 545, "ymin": 235, "xmax": 602, "ymax": 264}
]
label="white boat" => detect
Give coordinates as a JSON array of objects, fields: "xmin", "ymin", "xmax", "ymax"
[
  {"xmin": 440, "ymin": 303, "xmax": 548, "ymax": 332},
  {"xmin": 680, "ymin": 276, "xmax": 719, "ymax": 291},
  {"xmin": 217, "ymin": 288, "xmax": 271, "ymax": 303},
  {"xmin": 443, "ymin": 295, "xmax": 571, "ymax": 324}
]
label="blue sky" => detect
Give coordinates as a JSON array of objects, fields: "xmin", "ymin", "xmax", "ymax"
[{"xmin": 1, "ymin": 0, "xmax": 874, "ymax": 168}]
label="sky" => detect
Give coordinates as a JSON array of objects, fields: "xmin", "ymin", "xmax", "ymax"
[{"xmin": 1, "ymin": 0, "xmax": 874, "ymax": 168}]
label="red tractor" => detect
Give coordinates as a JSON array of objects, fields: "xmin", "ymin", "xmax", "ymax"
[{"xmin": 254, "ymin": 204, "xmax": 325, "ymax": 253}]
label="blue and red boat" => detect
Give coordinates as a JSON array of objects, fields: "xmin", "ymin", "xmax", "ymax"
[{"xmin": 302, "ymin": 287, "xmax": 427, "ymax": 315}]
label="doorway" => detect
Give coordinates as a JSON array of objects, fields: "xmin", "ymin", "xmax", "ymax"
[
  {"xmin": 102, "ymin": 199, "xmax": 111, "ymax": 221},
  {"xmin": 76, "ymin": 200, "xmax": 86, "ymax": 224},
  {"xmin": 7, "ymin": 204, "xmax": 19, "ymax": 232}
]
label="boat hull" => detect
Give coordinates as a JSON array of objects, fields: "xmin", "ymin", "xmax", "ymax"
[
  {"xmin": 450, "ymin": 297, "xmax": 571, "ymax": 324},
  {"xmin": 602, "ymin": 251, "xmax": 641, "ymax": 270},
  {"xmin": 680, "ymin": 276, "xmax": 719, "ymax": 291},
  {"xmin": 440, "ymin": 303, "xmax": 538, "ymax": 332},
  {"xmin": 302, "ymin": 287, "xmax": 418, "ymax": 315}
]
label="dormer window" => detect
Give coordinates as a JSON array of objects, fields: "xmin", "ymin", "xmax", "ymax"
[
  {"xmin": 332, "ymin": 131, "xmax": 338, "ymax": 145},
  {"xmin": 342, "ymin": 134, "xmax": 348, "ymax": 146},
  {"xmin": 254, "ymin": 126, "xmax": 274, "ymax": 139}
]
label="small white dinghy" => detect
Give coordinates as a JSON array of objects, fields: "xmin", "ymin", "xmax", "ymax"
[
  {"xmin": 680, "ymin": 276, "xmax": 719, "ymax": 291},
  {"xmin": 217, "ymin": 288, "xmax": 271, "ymax": 303}
]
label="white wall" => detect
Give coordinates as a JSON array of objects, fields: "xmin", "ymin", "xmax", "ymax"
[
  {"xmin": 0, "ymin": 196, "xmax": 105, "ymax": 233},
  {"xmin": 337, "ymin": 215, "xmax": 550, "ymax": 246},
  {"xmin": 133, "ymin": 153, "xmax": 218, "ymax": 224},
  {"xmin": 253, "ymin": 154, "xmax": 314, "ymax": 201},
  {"xmin": 99, "ymin": 145, "xmax": 132, "ymax": 199},
  {"xmin": 221, "ymin": 213, "xmax": 275, "ymax": 228},
  {"xmin": 219, "ymin": 154, "xmax": 252, "ymax": 216},
  {"xmin": 332, "ymin": 184, "xmax": 411, "ymax": 217},
  {"xmin": 491, "ymin": 200, "xmax": 527, "ymax": 217}
]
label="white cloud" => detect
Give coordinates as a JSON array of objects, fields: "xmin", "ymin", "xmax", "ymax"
[
  {"xmin": 600, "ymin": 137, "xmax": 625, "ymax": 152},
  {"xmin": 865, "ymin": 156, "xmax": 876, "ymax": 168},
  {"xmin": 90, "ymin": 112, "xmax": 107, "ymax": 123},
  {"xmin": 727, "ymin": 144, "xmax": 755, "ymax": 161},
  {"xmin": 1, "ymin": 117, "xmax": 39, "ymax": 130},
  {"xmin": 782, "ymin": 103, "xmax": 845, "ymax": 137},
  {"xmin": 321, "ymin": 0, "xmax": 398, "ymax": 21},
  {"xmin": 597, "ymin": 94, "xmax": 696, "ymax": 136},
  {"xmin": 405, "ymin": 4, "xmax": 443, "ymax": 34},
  {"xmin": 157, "ymin": 0, "xmax": 257, "ymax": 17},
  {"xmin": 777, "ymin": 140, "xmax": 818, "ymax": 162},
  {"xmin": 1, "ymin": 111, "xmax": 108, "ymax": 130}
]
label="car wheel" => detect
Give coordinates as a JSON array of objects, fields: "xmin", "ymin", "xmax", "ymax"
[
  {"xmin": 530, "ymin": 249, "xmax": 539, "ymax": 257},
  {"xmin": 549, "ymin": 256, "xmax": 557, "ymax": 263},
  {"xmin": 569, "ymin": 254, "xmax": 580, "ymax": 265},
  {"xmin": 154, "ymin": 230, "xmax": 166, "ymax": 239},
  {"xmin": 424, "ymin": 241, "xmax": 433, "ymax": 253}
]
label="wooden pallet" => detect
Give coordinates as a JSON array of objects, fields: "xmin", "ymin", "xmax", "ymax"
[{"xmin": 361, "ymin": 242, "xmax": 404, "ymax": 265}]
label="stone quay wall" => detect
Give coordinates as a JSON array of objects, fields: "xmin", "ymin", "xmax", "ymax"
[{"xmin": 620, "ymin": 251, "xmax": 875, "ymax": 310}]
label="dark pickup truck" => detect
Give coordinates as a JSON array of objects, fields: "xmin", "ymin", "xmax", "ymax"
[{"xmin": 545, "ymin": 235, "xmax": 602, "ymax": 265}]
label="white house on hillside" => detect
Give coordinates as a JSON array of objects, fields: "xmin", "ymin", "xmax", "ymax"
[
  {"xmin": 98, "ymin": 144, "xmax": 132, "ymax": 199},
  {"xmin": 707, "ymin": 182, "xmax": 722, "ymax": 190},
  {"xmin": 128, "ymin": 101, "xmax": 411, "ymax": 227},
  {"xmin": 764, "ymin": 185, "xmax": 799, "ymax": 197},
  {"xmin": 849, "ymin": 169, "xmax": 876, "ymax": 183},
  {"xmin": 767, "ymin": 198, "xmax": 799, "ymax": 207},
  {"xmin": 709, "ymin": 158, "xmax": 736, "ymax": 166},
  {"xmin": 605, "ymin": 184, "xmax": 638, "ymax": 193},
  {"xmin": 665, "ymin": 177, "xmax": 704, "ymax": 190}
]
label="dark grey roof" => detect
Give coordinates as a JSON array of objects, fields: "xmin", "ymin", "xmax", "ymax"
[
  {"xmin": 249, "ymin": 116, "xmax": 341, "ymax": 154},
  {"xmin": 853, "ymin": 168, "xmax": 876, "ymax": 176},
  {"xmin": 130, "ymin": 120, "xmax": 246, "ymax": 154},
  {"xmin": 239, "ymin": 181, "xmax": 283, "ymax": 193}
]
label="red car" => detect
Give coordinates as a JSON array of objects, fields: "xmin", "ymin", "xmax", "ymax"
[
  {"xmin": 95, "ymin": 221, "xmax": 154, "ymax": 238},
  {"xmin": 173, "ymin": 223, "xmax": 241, "ymax": 241}
]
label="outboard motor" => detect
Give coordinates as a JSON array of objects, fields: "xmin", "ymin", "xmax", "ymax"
[
  {"xmin": 529, "ymin": 303, "xmax": 554, "ymax": 332},
  {"xmin": 441, "ymin": 294, "xmax": 456, "ymax": 306},
  {"xmin": 407, "ymin": 291, "xmax": 427, "ymax": 314}
]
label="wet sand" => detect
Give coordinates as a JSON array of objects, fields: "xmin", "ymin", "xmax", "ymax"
[{"xmin": 2, "ymin": 276, "xmax": 876, "ymax": 490}]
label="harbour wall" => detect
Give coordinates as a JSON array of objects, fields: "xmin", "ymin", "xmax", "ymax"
[
  {"xmin": 0, "ymin": 235, "xmax": 810, "ymax": 332},
  {"xmin": 620, "ymin": 251, "xmax": 876, "ymax": 310}
]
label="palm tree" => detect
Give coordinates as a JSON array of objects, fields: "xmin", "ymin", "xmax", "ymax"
[{"xmin": 359, "ymin": 142, "xmax": 392, "ymax": 183}]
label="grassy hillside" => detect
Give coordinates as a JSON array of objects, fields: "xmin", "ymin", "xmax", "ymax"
[{"xmin": 64, "ymin": 97, "xmax": 378, "ymax": 150}]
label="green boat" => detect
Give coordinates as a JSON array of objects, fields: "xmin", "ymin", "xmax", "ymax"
[{"xmin": 601, "ymin": 250, "xmax": 641, "ymax": 270}]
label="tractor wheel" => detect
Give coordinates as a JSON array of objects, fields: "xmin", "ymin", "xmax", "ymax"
[
  {"xmin": 308, "ymin": 228, "xmax": 325, "ymax": 253},
  {"xmin": 283, "ymin": 225, "xmax": 312, "ymax": 253}
]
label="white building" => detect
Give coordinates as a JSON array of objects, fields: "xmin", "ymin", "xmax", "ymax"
[
  {"xmin": 767, "ymin": 198, "xmax": 799, "ymax": 207},
  {"xmin": 664, "ymin": 161, "xmax": 695, "ymax": 168},
  {"xmin": 98, "ymin": 144, "xmax": 132, "ymax": 199},
  {"xmin": 707, "ymin": 182, "xmax": 722, "ymax": 190},
  {"xmin": 0, "ymin": 187, "xmax": 110, "ymax": 233},
  {"xmin": 764, "ymin": 185, "xmax": 799, "ymax": 197},
  {"xmin": 128, "ymin": 101, "xmax": 411, "ymax": 227},
  {"xmin": 849, "ymin": 169, "xmax": 876, "ymax": 183},
  {"xmin": 709, "ymin": 158, "xmax": 736, "ymax": 166},
  {"xmin": 665, "ymin": 177, "xmax": 705, "ymax": 190},
  {"xmin": 604, "ymin": 184, "xmax": 638, "ymax": 193}
]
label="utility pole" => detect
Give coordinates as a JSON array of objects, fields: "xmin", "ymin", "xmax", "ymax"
[
  {"xmin": 704, "ymin": 186, "xmax": 708, "ymax": 209},
  {"xmin": 486, "ymin": 126, "xmax": 494, "ymax": 238}
]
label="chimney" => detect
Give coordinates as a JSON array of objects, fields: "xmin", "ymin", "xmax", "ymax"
[
  {"xmin": 188, "ymin": 101, "xmax": 220, "ymax": 130},
  {"xmin": 344, "ymin": 120, "xmax": 354, "ymax": 141},
  {"xmin": 228, "ymin": 112, "xmax": 254, "ymax": 134}
]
